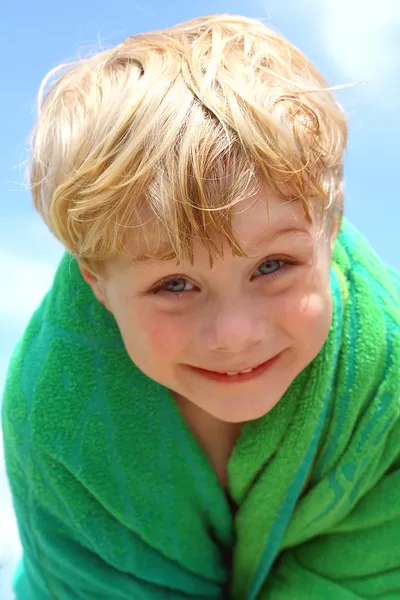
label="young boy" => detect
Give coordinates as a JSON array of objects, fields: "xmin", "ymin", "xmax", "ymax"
[{"xmin": 2, "ymin": 14, "xmax": 400, "ymax": 600}]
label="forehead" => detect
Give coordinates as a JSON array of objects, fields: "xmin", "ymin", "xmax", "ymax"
[
  {"xmin": 119, "ymin": 189, "xmax": 312, "ymax": 269},
  {"xmin": 230, "ymin": 191, "xmax": 308, "ymax": 244}
]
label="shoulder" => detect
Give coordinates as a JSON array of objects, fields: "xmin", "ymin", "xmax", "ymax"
[
  {"xmin": 1, "ymin": 253, "xmax": 123, "ymax": 468},
  {"xmin": 334, "ymin": 219, "xmax": 400, "ymax": 317},
  {"xmin": 313, "ymin": 218, "xmax": 400, "ymax": 480}
]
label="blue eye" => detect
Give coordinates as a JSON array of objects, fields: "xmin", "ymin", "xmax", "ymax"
[
  {"xmin": 160, "ymin": 278, "xmax": 194, "ymax": 293},
  {"xmin": 154, "ymin": 259, "xmax": 288, "ymax": 297},
  {"xmin": 254, "ymin": 259, "xmax": 283, "ymax": 277}
]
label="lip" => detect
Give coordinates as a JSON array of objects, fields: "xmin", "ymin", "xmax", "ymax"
[{"xmin": 187, "ymin": 353, "xmax": 282, "ymax": 383}]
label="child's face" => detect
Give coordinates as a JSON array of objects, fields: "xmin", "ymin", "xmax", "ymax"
[{"xmin": 82, "ymin": 189, "xmax": 336, "ymax": 423}]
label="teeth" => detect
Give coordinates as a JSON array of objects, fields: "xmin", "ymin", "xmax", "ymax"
[{"xmin": 225, "ymin": 368, "xmax": 253, "ymax": 376}]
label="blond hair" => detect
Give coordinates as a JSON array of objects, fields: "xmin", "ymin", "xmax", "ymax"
[{"xmin": 30, "ymin": 14, "xmax": 348, "ymax": 276}]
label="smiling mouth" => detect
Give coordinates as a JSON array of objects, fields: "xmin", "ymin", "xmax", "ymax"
[{"xmin": 187, "ymin": 353, "xmax": 282, "ymax": 383}]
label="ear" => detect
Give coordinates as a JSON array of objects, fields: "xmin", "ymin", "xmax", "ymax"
[{"xmin": 79, "ymin": 266, "xmax": 109, "ymax": 309}]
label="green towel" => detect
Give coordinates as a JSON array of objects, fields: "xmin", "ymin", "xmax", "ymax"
[{"xmin": 2, "ymin": 219, "xmax": 400, "ymax": 599}]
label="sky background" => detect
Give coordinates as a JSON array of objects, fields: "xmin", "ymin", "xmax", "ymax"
[{"xmin": 0, "ymin": 0, "xmax": 399, "ymax": 596}]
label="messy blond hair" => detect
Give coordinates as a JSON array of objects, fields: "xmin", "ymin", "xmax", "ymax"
[{"xmin": 30, "ymin": 14, "xmax": 348, "ymax": 276}]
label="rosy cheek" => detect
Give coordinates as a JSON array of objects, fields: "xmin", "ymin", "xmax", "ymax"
[
  {"xmin": 146, "ymin": 325, "xmax": 172, "ymax": 355},
  {"xmin": 144, "ymin": 312, "xmax": 188, "ymax": 357},
  {"xmin": 271, "ymin": 287, "xmax": 331, "ymax": 335},
  {"xmin": 298, "ymin": 293, "xmax": 331, "ymax": 329}
]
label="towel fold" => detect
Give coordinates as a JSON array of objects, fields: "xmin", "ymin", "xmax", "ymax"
[{"xmin": 2, "ymin": 219, "xmax": 400, "ymax": 599}]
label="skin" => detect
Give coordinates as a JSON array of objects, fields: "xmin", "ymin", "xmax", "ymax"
[{"xmin": 81, "ymin": 188, "xmax": 338, "ymax": 485}]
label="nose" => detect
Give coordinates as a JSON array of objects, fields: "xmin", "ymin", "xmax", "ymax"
[{"xmin": 205, "ymin": 298, "xmax": 267, "ymax": 353}]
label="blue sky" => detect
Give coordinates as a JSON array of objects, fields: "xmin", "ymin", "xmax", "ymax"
[{"xmin": 1, "ymin": 0, "xmax": 399, "ymax": 395}]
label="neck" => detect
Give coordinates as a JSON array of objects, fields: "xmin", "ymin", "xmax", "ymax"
[{"xmin": 173, "ymin": 392, "xmax": 242, "ymax": 490}]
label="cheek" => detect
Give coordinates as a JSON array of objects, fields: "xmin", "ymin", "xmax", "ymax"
[
  {"xmin": 298, "ymin": 291, "xmax": 332, "ymax": 334},
  {"xmin": 272, "ymin": 281, "xmax": 332, "ymax": 339},
  {"xmin": 132, "ymin": 310, "xmax": 191, "ymax": 361}
]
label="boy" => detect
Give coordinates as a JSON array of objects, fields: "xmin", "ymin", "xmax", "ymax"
[{"xmin": 2, "ymin": 13, "xmax": 400, "ymax": 599}]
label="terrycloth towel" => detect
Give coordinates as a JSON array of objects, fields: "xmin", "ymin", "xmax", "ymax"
[{"xmin": 2, "ymin": 219, "xmax": 400, "ymax": 600}]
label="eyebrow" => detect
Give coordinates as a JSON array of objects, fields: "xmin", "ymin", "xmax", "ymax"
[
  {"xmin": 132, "ymin": 225, "xmax": 309, "ymax": 263},
  {"xmin": 252, "ymin": 225, "xmax": 310, "ymax": 247}
]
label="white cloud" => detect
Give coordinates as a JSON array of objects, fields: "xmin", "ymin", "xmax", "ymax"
[
  {"xmin": 318, "ymin": 0, "xmax": 400, "ymax": 104},
  {"xmin": 0, "ymin": 249, "xmax": 62, "ymax": 327}
]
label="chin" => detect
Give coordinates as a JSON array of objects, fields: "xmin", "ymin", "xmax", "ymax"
[{"xmin": 207, "ymin": 392, "xmax": 285, "ymax": 424}]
